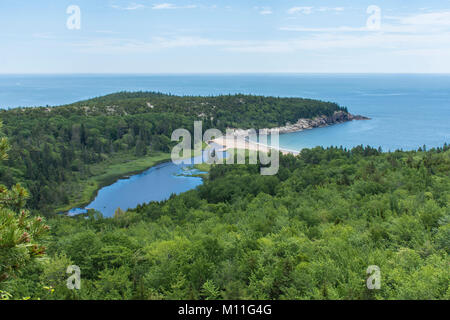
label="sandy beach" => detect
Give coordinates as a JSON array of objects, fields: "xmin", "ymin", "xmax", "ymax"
[
  {"xmin": 211, "ymin": 135, "xmax": 299, "ymax": 155},
  {"xmin": 208, "ymin": 111, "xmax": 370, "ymax": 156}
]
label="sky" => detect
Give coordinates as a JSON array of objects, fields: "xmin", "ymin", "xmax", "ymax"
[{"xmin": 1, "ymin": 0, "xmax": 450, "ymax": 73}]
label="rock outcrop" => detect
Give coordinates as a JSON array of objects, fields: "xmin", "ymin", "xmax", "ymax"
[{"xmin": 228, "ymin": 111, "xmax": 370, "ymax": 136}]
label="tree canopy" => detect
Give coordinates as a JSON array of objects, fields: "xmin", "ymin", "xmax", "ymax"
[{"xmin": 2, "ymin": 145, "xmax": 448, "ymax": 300}]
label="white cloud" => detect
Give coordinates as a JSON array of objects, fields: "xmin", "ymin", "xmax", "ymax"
[
  {"xmin": 71, "ymin": 36, "xmax": 233, "ymax": 54},
  {"xmin": 111, "ymin": 3, "xmax": 145, "ymax": 10},
  {"xmin": 279, "ymin": 26, "xmax": 368, "ymax": 32},
  {"xmin": 69, "ymin": 30, "xmax": 450, "ymax": 55},
  {"xmin": 258, "ymin": 7, "xmax": 273, "ymax": 15},
  {"xmin": 287, "ymin": 7, "xmax": 313, "ymax": 15},
  {"xmin": 317, "ymin": 7, "xmax": 345, "ymax": 12},
  {"xmin": 386, "ymin": 11, "xmax": 450, "ymax": 27},
  {"xmin": 152, "ymin": 3, "xmax": 197, "ymax": 10},
  {"xmin": 126, "ymin": 3, "xmax": 145, "ymax": 10},
  {"xmin": 152, "ymin": 3, "xmax": 175, "ymax": 9},
  {"xmin": 287, "ymin": 6, "xmax": 343, "ymax": 15},
  {"xmin": 112, "ymin": 2, "xmax": 198, "ymax": 11},
  {"xmin": 68, "ymin": 9, "xmax": 450, "ymax": 68},
  {"xmin": 281, "ymin": 10, "xmax": 450, "ymax": 34}
]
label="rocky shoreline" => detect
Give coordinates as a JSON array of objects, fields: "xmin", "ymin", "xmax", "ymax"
[{"xmin": 227, "ymin": 111, "xmax": 370, "ymax": 136}]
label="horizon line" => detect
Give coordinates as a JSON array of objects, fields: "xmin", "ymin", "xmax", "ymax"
[{"xmin": 1, "ymin": 72, "xmax": 450, "ymax": 76}]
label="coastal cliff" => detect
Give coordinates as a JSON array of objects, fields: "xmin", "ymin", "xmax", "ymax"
[{"xmin": 228, "ymin": 111, "xmax": 370, "ymax": 135}]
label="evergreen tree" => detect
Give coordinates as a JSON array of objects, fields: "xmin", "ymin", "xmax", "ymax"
[{"xmin": 0, "ymin": 122, "xmax": 49, "ymax": 284}]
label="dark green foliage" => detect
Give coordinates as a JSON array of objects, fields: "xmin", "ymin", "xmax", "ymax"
[
  {"xmin": 3, "ymin": 146, "xmax": 448, "ymax": 300},
  {"xmin": 0, "ymin": 123, "xmax": 49, "ymax": 286}
]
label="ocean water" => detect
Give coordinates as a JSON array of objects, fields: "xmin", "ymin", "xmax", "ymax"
[
  {"xmin": 1, "ymin": 74, "xmax": 448, "ymax": 151},
  {"xmin": 1, "ymin": 74, "xmax": 448, "ymax": 216}
]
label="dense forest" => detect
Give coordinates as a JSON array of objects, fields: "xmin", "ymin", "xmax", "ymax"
[
  {"xmin": 0, "ymin": 92, "xmax": 344, "ymax": 212},
  {"xmin": 1, "ymin": 144, "xmax": 449, "ymax": 300},
  {"xmin": 0, "ymin": 92, "xmax": 448, "ymax": 300}
]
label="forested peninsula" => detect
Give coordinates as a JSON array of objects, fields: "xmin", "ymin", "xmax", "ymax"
[{"xmin": 0, "ymin": 92, "xmax": 357, "ymax": 213}]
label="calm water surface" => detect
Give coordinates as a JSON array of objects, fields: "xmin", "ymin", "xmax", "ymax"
[{"xmin": 69, "ymin": 161, "xmax": 204, "ymax": 217}]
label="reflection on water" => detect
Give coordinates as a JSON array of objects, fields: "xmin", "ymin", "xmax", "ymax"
[{"xmin": 68, "ymin": 147, "xmax": 225, "ymax": 217}]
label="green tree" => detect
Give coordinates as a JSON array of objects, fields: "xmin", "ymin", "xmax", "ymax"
[{"xmin": 0, "ymin": 122, "xmax": 49, "ymax": 284}]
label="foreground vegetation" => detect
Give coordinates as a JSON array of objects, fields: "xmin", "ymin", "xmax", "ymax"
[
  {"xmin": 0, "ymin": 123, "xmax": 49, "ymax": 291},
  {"xmin": 0, "ymin": 92, "xmax": 344, "ymax": 213},
  {"xmin": 2, "ymin": 145, "xmax": 448, "ymax": 300}
]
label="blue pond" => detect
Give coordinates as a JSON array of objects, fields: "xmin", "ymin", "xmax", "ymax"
[{"xmin": 68, "ymin": 161, "xmax": 204, "ymax": 217}]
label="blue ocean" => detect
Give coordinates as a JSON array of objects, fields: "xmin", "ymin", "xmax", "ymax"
[
  {"xmin": 1, "ymin": 74, "xmax": 448, "ymax": 216},
  {"xmin": 1, "ymin": 74, "xmax": 448, "ymax": 151}
]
